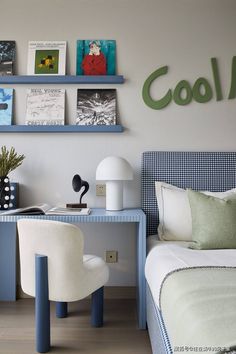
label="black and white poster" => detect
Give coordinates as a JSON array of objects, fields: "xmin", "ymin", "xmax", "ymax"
[
  {"xmin": 26, "ymin": 88, "xmax": 65, "ymax": 125},
  {"xmin": 76, "ymin": 89, "xmax": 116, "ymax": 125}
]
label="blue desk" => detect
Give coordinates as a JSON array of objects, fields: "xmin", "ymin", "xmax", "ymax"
[{"xmin": 0, "ymin": 208, "xmax": 146, "ymax": 329}]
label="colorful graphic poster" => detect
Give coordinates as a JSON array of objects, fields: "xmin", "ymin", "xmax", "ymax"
[
  {"xmin": 0, "ymin": 88, "xmax": 13, "ymax": 125},
  {"xmin": 27, "ymin": 41, "xmax": 66, "ymax": 75},
  {"xmin": 34, "ymin": 50, "xmax": 59, "ymax": 74},
  {"xmin": 76, "ymin": 40, "xmax": 116, "ymax": 75}
]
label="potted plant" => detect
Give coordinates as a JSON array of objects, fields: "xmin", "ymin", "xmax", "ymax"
[{"xmin": 0, "ymin": 146, "xmax": 25, "ymax": 210}]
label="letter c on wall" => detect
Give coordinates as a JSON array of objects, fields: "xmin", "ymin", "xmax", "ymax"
[{"xmin": 142, "ymin": 66, "xmax": 172, "ymax": 110}]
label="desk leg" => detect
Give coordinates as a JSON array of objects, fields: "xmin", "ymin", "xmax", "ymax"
[
  {"xmin": 136, "ymin": 215, "xmax": 146, "ymax": 329},
  {"xmin": 0, "ymin": 222, "xmax": 17, "ymax": 301}
]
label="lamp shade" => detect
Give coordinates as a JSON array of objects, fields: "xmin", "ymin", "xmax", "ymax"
[{"xmin": 96, "ymin": 156, "xmax": 133, "ymax": 181}]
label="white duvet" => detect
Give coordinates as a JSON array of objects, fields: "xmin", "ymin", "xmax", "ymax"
[{"xmin": 145, "ymin": 235, "xmax": 236, "ymax": 308}]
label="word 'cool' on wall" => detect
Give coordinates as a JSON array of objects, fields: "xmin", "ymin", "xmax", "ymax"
[{"xmin": 142, "ymin": 57, "xmax": 236, "ymax": 109}]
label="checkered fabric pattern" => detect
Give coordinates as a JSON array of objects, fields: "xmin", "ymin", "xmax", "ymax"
[
  {"xmin": 141, "ymin": 151, "xmax": 236, "ymax": 237},
  {"xmin": 147, "ymin": 284, "xmax": 173, "ymax": 354}
]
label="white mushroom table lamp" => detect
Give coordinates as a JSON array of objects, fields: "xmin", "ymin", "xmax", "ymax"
[{"xmin": 96, "ymin": 156, "xmax": 133, "ymax": 211}]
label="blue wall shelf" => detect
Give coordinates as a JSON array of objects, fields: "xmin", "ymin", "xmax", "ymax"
[
  {"xmin": 0, "ymin": 75, "xmax": 125, "ymax": 84},
  {"xmin": 0, "ymin": 75, "xmax": 125, "ymax": 132},
  {"xmin": 0, "ymin": 125, "xmax": 124, "ymax": 133}
]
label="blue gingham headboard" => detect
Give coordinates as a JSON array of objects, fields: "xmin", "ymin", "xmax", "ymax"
[{"xmin": 141, "ymin": 151, "xmax": 236, "ymax": 237}]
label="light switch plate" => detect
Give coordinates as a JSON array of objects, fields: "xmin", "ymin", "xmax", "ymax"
[{"xmin": 96, "ymin": 184, "xmax": 106, "ymax": 196}]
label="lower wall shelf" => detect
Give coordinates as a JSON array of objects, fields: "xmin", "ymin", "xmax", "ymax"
[{"xmin": 0, "ymin": 125, "xmax": 124, "ymax": 133}]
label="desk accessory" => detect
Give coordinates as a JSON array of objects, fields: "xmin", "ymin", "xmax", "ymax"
[
  {"xmin": 0, "ymin": 146, "xmax": 25, "ymax": 210},
  {"xmin": 96, "ymin": 156, "xmax": 133, "ymax": 211},
  {"xmin": 66, "ymin": 174, "xmax": 89, "ymax": 208},
  {"xmin": 1, "ymin": 204, "xmax": 90, "ymax": 215}
]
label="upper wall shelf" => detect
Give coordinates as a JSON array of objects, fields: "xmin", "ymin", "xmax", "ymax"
[
  {"xmin": 0, "ymin": 75, "xmax": 125, "ymax": 84},
  {"xmin": 0, "ymin": 125, "xmax": 124, "ymax": 133}
]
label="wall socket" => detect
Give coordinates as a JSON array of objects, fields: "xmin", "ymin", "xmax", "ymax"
[
  {"xmin": 96, "ymin": 184, "xmax": 106, "ymax": 196},
  {"xmin": 105, "ymin": 250, "xmax": 118, "ymax": 263}
]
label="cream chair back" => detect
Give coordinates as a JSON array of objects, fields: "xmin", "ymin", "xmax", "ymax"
[{"xmin": 18, "ymin": 219, "xmax": 84, "ymax": 301}]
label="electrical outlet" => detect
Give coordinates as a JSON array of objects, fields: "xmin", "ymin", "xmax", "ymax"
[
  {"xmin": 105, "ymin": 250, "xmax": 118, "ymax": 263},
  {"xmin": 96, "ymin": 184, "xmax": 106, "ymax": 196}
]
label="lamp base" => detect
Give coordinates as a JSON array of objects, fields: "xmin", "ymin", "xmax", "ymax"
[
  {"xmin": 106, "ymin": 181, "xmax": 123, "ymax": 211},
  {"xmin": 66, "ymin": 203, "xmax": 87, "ymax": 209}
]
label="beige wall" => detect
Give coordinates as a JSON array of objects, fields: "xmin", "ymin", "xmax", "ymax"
[{"xmin": 1, "ymin": 0, "xmax": 236, "ymax": 285}]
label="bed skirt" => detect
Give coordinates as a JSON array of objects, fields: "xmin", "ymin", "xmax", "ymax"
[{"xmin": 146, "ymin": 283, "xmax": 173, "ymax": 354}]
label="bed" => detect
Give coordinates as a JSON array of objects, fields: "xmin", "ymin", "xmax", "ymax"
[{"xmin": 141, "ymin": 151, "xmax": 236, "ymax": 354}]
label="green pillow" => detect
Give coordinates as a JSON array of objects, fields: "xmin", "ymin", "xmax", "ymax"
[{"xmin": 187, "ymin": 189, "xmax": 236, "ymax": 250}]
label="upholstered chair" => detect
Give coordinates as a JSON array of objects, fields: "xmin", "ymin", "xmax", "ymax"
[{"xmin": 17, "ymin": 219, "xmax": 109, "ymax": 353}]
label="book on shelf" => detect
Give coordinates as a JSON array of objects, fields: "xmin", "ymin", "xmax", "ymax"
[
  {"xmin": 76, "ymin": 40, "xmax": 116, "ymax": 75},
  {"xmin": 0, "ymin": 204, "xmax": 91, "ymax": 216},
  {"xmin": 26, "ymin": 88, "xmax": 65, "ymax": 125},
  {"xmin": 27, "ymin": 41, "xmax": 66, "ymax": 75},
  {"xmin": 0, "ymin": 41, "xmax": 16, "ymax": 75},
  {"xmin": 0, "ymin": 88, "xmax": 13, "ymax": 125},
  {"xmin": 76, "ymin": 89, "xmax": 116, "ymax": 126}
]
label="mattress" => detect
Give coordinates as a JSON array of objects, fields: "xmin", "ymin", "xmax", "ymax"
[{"xmin": 145, "ymin": 235, "xmax": 236, "ymax": 308}]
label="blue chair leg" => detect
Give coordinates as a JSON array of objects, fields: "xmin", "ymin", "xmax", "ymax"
[
  {"xmin": 35, "ymin": 255, "xmax": 50, "ymax": 353},
  {"xmin": 91, "ymin": 286, "xmax": 104, "ymax": 327},
  {"xmin": 56, "ymin": 302, "xmax": 68, "ymax": 318}
]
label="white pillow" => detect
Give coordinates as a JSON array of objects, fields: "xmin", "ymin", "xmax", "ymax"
[{"xmin": 155, "ymin": 182, "xmax": 236, "ymax": 241}]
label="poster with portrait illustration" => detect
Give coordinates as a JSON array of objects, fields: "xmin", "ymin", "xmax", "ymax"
[{"xmin": 76, "ymin": 40, "xmax": 116, "ymax": 75}]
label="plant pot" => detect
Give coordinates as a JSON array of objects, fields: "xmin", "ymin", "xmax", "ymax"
[{"xmin": 0, "ymin": 176, "xmax": 11, "ymax": 210}]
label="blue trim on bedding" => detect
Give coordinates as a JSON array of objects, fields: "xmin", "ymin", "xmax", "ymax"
[{"xmin": 141, "ymin": 151, "xmax": 236, "ymax": 237}]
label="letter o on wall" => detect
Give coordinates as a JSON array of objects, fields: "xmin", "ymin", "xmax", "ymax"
[
  {"xmin": 173, "ymin": 80, "xmax": 192, "ymax": 105},
  {"xmin": 192, "ymin": 77, "xmax": 213, "ymax": 103}
]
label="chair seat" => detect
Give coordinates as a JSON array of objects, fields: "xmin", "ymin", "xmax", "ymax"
[
  {"xmin": 75, "ymin": 254, "xmax": 109, "ymax": 301},
  {"xmin": 47, "ymin": 254, "xmax": 109, "ymax": 302}
]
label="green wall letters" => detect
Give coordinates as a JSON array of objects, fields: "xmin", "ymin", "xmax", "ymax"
[{"xmin": 142, "ymin": 57, "xmax": 235, "ymax": 109}]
